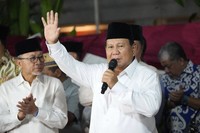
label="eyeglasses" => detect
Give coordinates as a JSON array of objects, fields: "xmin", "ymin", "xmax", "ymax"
[{"xmin": 18, "ymin": 55, "xmax": 44, "ymax": 63}]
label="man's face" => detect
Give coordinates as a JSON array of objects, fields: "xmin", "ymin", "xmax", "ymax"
[
  {"xmin": 105, "ymin": 38, "xmax": 134, "ymax": 71},
  {"xmin": 17, "ymin": 51, "xmax": 44, "ymax": 76},
  {"xmin": 43, "ymin": 67, "xmax": 56, "ymax": 77},
  {"xmin": 160, "ymin": 57, "xmax": 183, "ymax": 79}
]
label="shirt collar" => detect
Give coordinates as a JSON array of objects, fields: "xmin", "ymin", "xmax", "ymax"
[
  {"xmin": 16, "ymin": 72, "xmax": 45, "ymax": 86},
  {"xmin": 118, "ymin": 59, "xmax": 138, "ymax": 78}
]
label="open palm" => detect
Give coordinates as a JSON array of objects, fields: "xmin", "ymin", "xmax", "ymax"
[{"xmin": 41, "ymin": 10, "xmax": 60, "ymax": 44}]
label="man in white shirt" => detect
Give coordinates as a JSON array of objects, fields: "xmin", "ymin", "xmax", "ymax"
[
  {"xmin": 0, "ymin": 37, "xmax": 68, "ymax": 133},
  {"xmin": 130, "ymin": 24, "xmax": 165, "ymax": 132},
  {"xmin": 41, "ymin": 10, "xmax": 162, "ymax": 133}
]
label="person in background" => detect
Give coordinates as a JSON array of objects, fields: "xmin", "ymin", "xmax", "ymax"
[
  {"xmin": 0, "ymin": 37, "xmax": 68, "ymax": 133},
  {"xmin": 0, "ymin": 24, "xmax": 19, "ymax": 84},
  {"xmin": 78, "ymin": 54, "xmax": 107, "ymax": 133},
  {"xmin": 130, "ymin": 24, "xmax": 165, "ymax": 131},
  {"xmin": 130, "ymin": 24, "xmax": 146, "ymax": 62},
  {"xmin": 41, "ymin": 10, "xmax": 161, "ymax": 133},
  {"xmin": 130, "ymin": 24, "xmax": 158, "ymax": 71},
  {"xmin": 43, "ymin": 41, "xmax": 83, "ymax": 133},
  {"xmin": 158, "ymin": 41, "xmax": 200, "ymax": 133}
]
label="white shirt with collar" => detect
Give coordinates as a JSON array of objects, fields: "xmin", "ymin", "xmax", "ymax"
[
  {"xmin": 0, "ymin": 73, "xmax": 68, "ymax": 133},
  {"xmin": 47, "ymin": 41, "xmax": 162, "ymax": 133}
]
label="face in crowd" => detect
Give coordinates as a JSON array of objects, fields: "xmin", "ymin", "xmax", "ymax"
[{"xmin": 17, "ymin": 51, "xmax": 45, "ymax": 76}]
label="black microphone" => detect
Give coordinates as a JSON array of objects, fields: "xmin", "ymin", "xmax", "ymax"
[{"xmin": 101, "ymin": 59, "xmax": 117, "ymax": 94}]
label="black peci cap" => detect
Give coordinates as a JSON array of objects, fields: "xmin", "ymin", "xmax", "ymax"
[
  {"xmin": 15, "ymin": 38, "xmax": 42, "ymax": 56},
  {"xmin": 130, "ymin": 24, "xmax": 143, "ymax": 41},
  {"xmin": 106, "ymin": 22, "xmax": 133, "ymax": 41}
]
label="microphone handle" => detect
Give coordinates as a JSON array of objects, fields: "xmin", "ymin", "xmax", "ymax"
[{"xmin": 101, "ymin": 82, "xmax": 108, "ymax": 94}]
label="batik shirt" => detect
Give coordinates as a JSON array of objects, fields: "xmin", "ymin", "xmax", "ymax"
[
  {"xmin": 0, "ymin": 50, "xmax": 19, "ymax": 84},
  {"xmin": 160, "ymin": 60, "xmax": 200, "ymax": 133}
]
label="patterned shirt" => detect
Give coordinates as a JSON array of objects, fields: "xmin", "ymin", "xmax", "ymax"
[
  {"xmin": 160, "ymin": 60, "xmax": 200, "ymax": 133},
  {"xmin": 0, "ymin": 50, "xmax": 19, "ymax": 84}
]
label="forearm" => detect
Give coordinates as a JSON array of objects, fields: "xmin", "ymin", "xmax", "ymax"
[
  {"xmin": 0, "ymin": 114, "xmax": 21, "ymax": 132},
  {"xmin": 35, "ymin": 107, "xmax": 68, "ymax": 129},
  {"xmin": 185, "ymin": 97, "xmax": 200, "ymax": 110},
  {"xmin": 111, "ymin": 82, "xmax": 161, "ymax": 117}
]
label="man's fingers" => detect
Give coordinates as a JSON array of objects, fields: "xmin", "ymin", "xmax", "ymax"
[
  {"xmin": 50, "ymin": 10, "xmax": 54, "ymax": 24},
  {"xmin": 33, "ymin": 98, "xmax": 36, "ymax": 103},
  {"xmin": 54, "ymin": 12, "xmax": 58, "ymax": 26},
  {"xmin": 22, "ymin": 98, "xmax": 29, "ymax": 104},
  {"xmin": 47, "ymin": 11, "xmax": 50, "ymax": 24},
  {"xmin": 41, "ymin": 17, "xmax": 47, "ymax": 26}
]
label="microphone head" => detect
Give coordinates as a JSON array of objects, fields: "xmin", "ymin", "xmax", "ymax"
[{"xmin": 108, "ymin": 59, "xmax": 117, "ymax": 70}]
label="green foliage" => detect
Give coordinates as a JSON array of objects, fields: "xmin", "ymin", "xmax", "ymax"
[
  {"xmin": 175, "ymin": 0, "xmax": 185, "ymax": 7},
  {"xmin": 189, "ymin": 12, "xmax": 198, "ymax": 22},
  {"xmin": 19, "ymin": 0, "xmax": 29, "ymax": 36},
  {"xmin": 194, "ymin": 0, "xmax": 200, "ymax": 7},
  {"xmin": 68, "ymin": 26, "xmax": 77, "ymax": 36},
  {"xmin": 41, "ymin": 0, "xmax": 53, "ymax": 19},
  {"xmin": 174, "ymin": 0, "xmax": 200, "ymax": 22},
  {"xmin": 0, "ymin": 0, "xmax": 64, "ymax": 36}
]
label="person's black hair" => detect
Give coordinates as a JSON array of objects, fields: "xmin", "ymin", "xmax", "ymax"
[
  {"xmin": 0, "ymin": 25, "xmax": 10, "ymax": 47},
  {"xmin": 140, "ymin": 37, "xmax": 147, "ymax": 59}
]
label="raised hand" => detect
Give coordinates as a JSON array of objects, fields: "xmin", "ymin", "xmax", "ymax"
[
  {"xmin": 17, "ymin": 93, "xmax": 38, "ymax": 120},
  {"xmin": 41, "ymin": 10, "xmax": 60, "ymax": 44}
]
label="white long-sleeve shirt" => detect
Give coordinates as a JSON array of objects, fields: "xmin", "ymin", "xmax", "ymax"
[
  {"xmin": 47, "ymin": 42, "xmax": 162, "ymax": 133},
  {"xmin": 0, "ymin": 73, "xmax": 68, "ymax": 133}
]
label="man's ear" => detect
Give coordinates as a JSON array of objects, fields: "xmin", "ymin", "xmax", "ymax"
[
  {"xmin": 15, "ymin": 59, "xmax": 21, "ymax": 67},
  {"xmin": 179, "ymin": 58, "xmax": 185, "ymax": 66},
  {"xmin": 132, "ymin": 43, "xmax": 138, "ymax": 56}
]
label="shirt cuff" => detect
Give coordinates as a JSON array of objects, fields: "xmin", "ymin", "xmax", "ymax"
[
  {"xmin": 36, "ymin": 107, "xmax": 47, "ymax": 120},
  {"xmin": 46, "ymin": 41, "xmax": 61, "ymax": 55}
]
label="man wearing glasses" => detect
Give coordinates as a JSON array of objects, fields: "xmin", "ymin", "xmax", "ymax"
[{"xmin": 0, "ymin": 38, "xmax": 68, "ymax": 133}]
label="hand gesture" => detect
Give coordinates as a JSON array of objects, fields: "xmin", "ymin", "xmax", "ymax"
[
  {"xmin": 102, "ymin": 69, "xmax": 118, "ymax": 89},
  {"xmin": 17, "ymin": 93, "xmax": 38, "ymax": 120},
  {"xmin": 169, "ymin": 88, "xmax": 184, "ymax": 103},
  {"xmin": 41, "ymin": 10, "xmax": 60, "ymax": 44}
]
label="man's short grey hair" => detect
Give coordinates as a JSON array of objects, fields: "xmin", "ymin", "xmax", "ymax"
[{"xmin": 158, "ymin": 41, "xmax": 187, "ymax": 61}]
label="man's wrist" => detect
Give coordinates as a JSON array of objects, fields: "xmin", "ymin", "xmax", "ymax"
[{"xmin": 17, "ymin": 112, "xmax": 26, "ymax": 121}]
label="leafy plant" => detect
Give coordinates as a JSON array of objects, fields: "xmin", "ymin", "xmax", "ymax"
[
  {"xmin": 174, "ymin": 0, "xmax": 200, "ymax": 22},
  {"xmin": 174, "ymin": 0, "xmax": 200, "ymax": 7},
  {"xmin": 0, "ymin": 0, "xmax": 64, "ymax": 36}
]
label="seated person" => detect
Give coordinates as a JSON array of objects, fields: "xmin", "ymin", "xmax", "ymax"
[
  {"xmin": 158, "ymin": 41, "xmax": 200, "ymax": 133},
  {"xmin": 43, "ymin": 41, "xmax": 83, "ymax": 133},
  {"xmin": 0, "ymin": 24, "xmax": 19, "ymax": 84}
]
